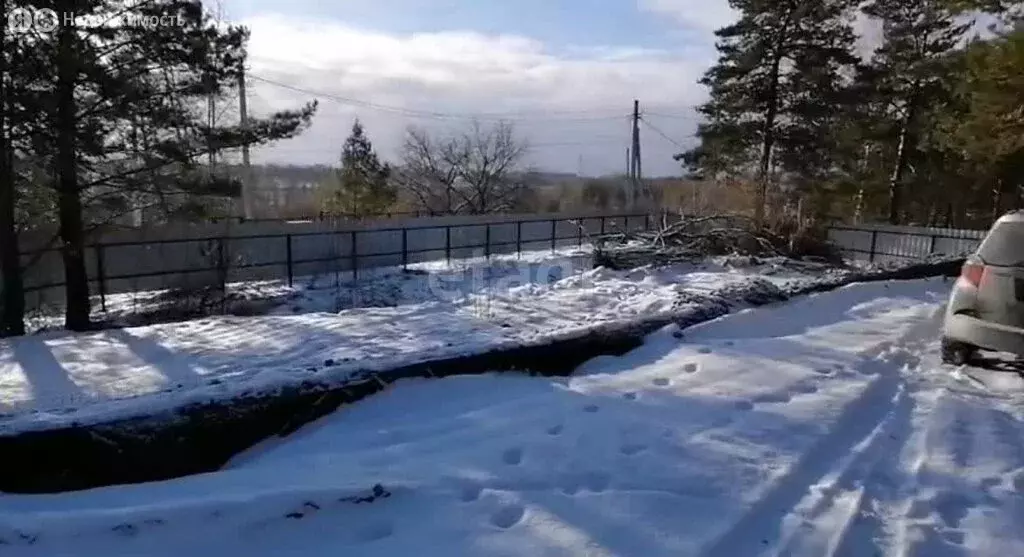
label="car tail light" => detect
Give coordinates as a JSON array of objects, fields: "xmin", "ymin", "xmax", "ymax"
[{"xmin": 961, "ymin": 263, "xmax": 986, "ymax": 287}]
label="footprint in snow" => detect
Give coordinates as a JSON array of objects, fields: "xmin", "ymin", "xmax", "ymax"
[
  {"xmin": 355, "ymin": 521, "xmax": 394, "ymax": 542},
  {"xmin": 620, "ymin": 443, "xmax": 647, "ymax": 456},
  {"xmin": 622, "ymin": 392, "xmax": 639, "ymax": 401},
  {"xmin": 1012, "ymin": 471, "xmax": 1024, "ymax": 492},
  {"xmin": 561, "ymin": 481, "xmax": 581, "ymax": 496},
  {"xmin": 547, "ymin": 424, "xmax": 564, "ymax": 436},
  {"xmin": 683, "ymin": 363, "xmax": 699, "ymax": 374},
  {"xmin": 753, "ymin": 392, "xmax": 793, "ymax": 404},
  {"xmin": 491, "ymin": 504, "xmax": 526, "ymax": 529},
  {"xmin": 941, "ymin": 530, "xmax": 966, "ymax": 546},
  {"xmin": 933, "ymin": 492, "xmax": 972, "ymax": 528},
  {"xmin": 583, "ymin": 404, "xmax": 600, "ymax": 413},
  {"xmin": 709, "ymin": 414, "xmax": 735, "ymax": 428},
  {"xmin": 980, "ymin": 476, "xmax": 1002, "ymax": 494},
  {"xmin": 502, "ymin": 447, "xmax": 524, "ymax": 466},
  {"xmin": 792, "ymin": 382, "xmax": 819, "ymax": 395},
  {"xmin": 735, "ymin": 400, "xmax": 755, "ymax": 411},
  {"xmin": 583, "ymin": 471, "xmax": 611, "ymax": 492},
  {"xmin": 460, "ymin": 483, "xmax": 482, "ymax": 502},
  {"xmin": 698, "ymin": 347, "xmax": 713, "ymax": 354},
  {"xmin": 652, "ymin": 378, "xmax": 671, "ymax": 387}
]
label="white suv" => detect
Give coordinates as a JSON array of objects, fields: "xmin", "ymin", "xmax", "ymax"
[{"xmin": 942, "ymin": 212, "xmax": 1024, "ymax": 365}]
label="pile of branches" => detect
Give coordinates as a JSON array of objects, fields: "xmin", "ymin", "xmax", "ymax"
[{"xmin": 593, "ymin": 215, "xmax": 842, "ymax": 271}]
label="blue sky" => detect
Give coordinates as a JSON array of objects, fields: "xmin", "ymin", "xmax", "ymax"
[
  {"xmin": 221, "ymin": 0, "xmax": 739, "ymax": 176},
  {"xmin": 224, "ymin": 0, "xmax": 711, "ymax": 53}
]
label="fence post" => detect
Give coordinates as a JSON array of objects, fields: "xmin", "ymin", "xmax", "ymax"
[
  {"xmin": 484, "ymin": 224, "xmax": 491, "ymax": 261},
  {"xmin": 550, "ymin": 219, "xmax": 557, "ymax": 252},
  {"xmin": 95, "ymin": 244, "xmax": 107, "ymax": 313},
  {"xmin": 868, "ymin": 230, "xmax": 878, "ymax": 263},
  {"xmin": 600, "ymin": 216, "xmax": 606, "ymax": 238},
  {"xmin": 350, "ymin": 231, "xmax": 358, "ymax": 281},
  {"xmin": 516, "ymin": 220, "xmax": 523, "ymax": 259},
  {"xmin": 217, "ymin": 237, "xmax": 227, "ymax": 313},
  {"xmin": 285, "ymin": 235, "xmax": 293, "ymax": 287},
  {"xmin": 644, "ymin": 214, "xmax": 650, "ymax": 231},
  {"xmin": 445, "ymin": 226, "xmax": 452, "ymax": 265},
  {"xmin": 578, "ymin": 219, "xmax": 584, "ymax": 247},
  {"xmin": 217, "ymin": 237, "xmax": 227, "ymax": 288},
  {"xmin": 402, "ymin": 228, "xmax": 408, "ymax": 270},
  {"xmin": 928, "ymin": 234, "xmax": 937, "ymax": 256}
]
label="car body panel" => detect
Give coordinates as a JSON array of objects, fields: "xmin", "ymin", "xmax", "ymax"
[{"xmin": 942, "ymin": 211, "xmax": 1024, "ymax": 356}]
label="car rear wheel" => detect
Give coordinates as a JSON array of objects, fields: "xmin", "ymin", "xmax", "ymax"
[{"xmin": 941, "ymin": 338, "xmax": 977, "ymax": 366}]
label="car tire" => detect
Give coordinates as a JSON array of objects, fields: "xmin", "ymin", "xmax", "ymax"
[{"xmin": 941, "ymin": 338, "xmax": 976, "ymax": 366}]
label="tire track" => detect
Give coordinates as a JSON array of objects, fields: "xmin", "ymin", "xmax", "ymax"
[
  {"xmin": 774, "ymin": 380, "xmax": 915, "ymax": 557},
  {"xmin": 700, "ymin": 308, "xmax": 942, "ymax": 557},
  {"xmin": 700, "ymin": 356, "xmax": 909, "ymax": 557}
]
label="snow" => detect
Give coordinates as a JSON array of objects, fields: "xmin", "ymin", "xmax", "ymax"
[
  {"xmin": 0, "ymin": 249, "xmax": 842, "ymax": 433},
  {"xmin": 5, "ymin": 276, "xmax": 1024, "ymax": 556}
]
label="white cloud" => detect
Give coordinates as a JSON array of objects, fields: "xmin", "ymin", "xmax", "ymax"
[
  {"xmin": 240, "ymin": 15, "xmax": 713, "ymax": 176},
  {"xmin": 638, "ymin": 0, "xmax": 739, "ymax": 34}
]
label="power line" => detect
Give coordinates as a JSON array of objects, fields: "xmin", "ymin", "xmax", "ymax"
[
  {"xmin": 643, "ymin": 111, "xmax": 702, "ymax": 121},
  {"xmin": 249, "ymin": 74, "xmax": 632, "ymax": 122},
  {"xmin": 639, "ymin": 116, "xmax": 690, "ymax": 150},
  {"xmin": 256, "ymin": 137, "xmax": 627, "ymax": 154}
]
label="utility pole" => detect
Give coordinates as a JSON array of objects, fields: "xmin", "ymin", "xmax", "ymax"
[
  {"xmin": 631, "ymin": 99, "xmax": 642, "ymax": 210},
  {"xmin": 624, "ymin": 147, "xmax": 632, "ymax": 209},
  {"xmin": 238, "ymin": 66, "xmax": 252, "ymax": 220}
]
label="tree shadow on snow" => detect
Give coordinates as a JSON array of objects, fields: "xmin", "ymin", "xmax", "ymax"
[{"xmin": 5, "ymin": 334, "xmax": 86, "ymax": 412}]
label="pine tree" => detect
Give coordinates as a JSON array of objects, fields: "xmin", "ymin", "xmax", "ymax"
[
  {"xmin": 860, "ymin": 0, "xmax": 973, "ymax": 224},
  {"xmin": 938, "ymin": 28, "xmax": 1024, "ymax": 222},
  {"xmin": 678, "ymin": 0, "xmax": 859, "ymax": 224},
  {"xmin": 325, "ymin": 120, "xmax": 394, "ymax": 217},
  {"xmin": 0, "ymin": 0, "xmax": 25, "ymax": 336},
  {"xmin": 20, "ymin": 0, "xmax": 318, "ymax": 330}
]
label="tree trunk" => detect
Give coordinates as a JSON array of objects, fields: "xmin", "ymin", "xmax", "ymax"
[
  {"xmin": 756, "ymin": 53, "xmax": 783, "ymax": 228},
  {"xmin": 887, "ymin": 85, "xmax": 921, "ymax": 225},
  {"xmin": 926, "ymin": 204, "xmax": 938, "ymax": 227},
  {"xmin": 55, "ymin": 12, "xmax": 90, "ymax": 331},
  {"xmin": 0, "ymin": 30, "xmax": 25, "ymax": 337},
  {"xmin": 992, "ymin": 178, "xmax": 1004, "ymax": 225}
]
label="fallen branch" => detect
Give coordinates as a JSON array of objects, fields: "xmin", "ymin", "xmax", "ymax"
[{"xmin": 594, "ymin": 214, "xmax": 842, "ymax": 271}]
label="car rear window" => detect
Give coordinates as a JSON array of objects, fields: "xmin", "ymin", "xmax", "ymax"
[{"xmin": 979, "ymin": 221, "xmax": 1024, "ymax": 266}]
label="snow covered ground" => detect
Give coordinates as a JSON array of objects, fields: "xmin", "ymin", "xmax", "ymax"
[
  {"xmin": 4, "ymin": 277, "xmax": 1024, "ymax": 556},
  {"xmin": 0, "ymin": 250, "xmax": 842, "ymax": 433},
  {"xmin": 24, "ymin": 247, "xmax": 602, "ymax": 332}
]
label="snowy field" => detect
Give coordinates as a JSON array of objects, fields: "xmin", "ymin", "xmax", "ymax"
[
  {"xmin": 0, "ymin": 249, "xmax": 844, "ymax": 433},
  {"xmin": 3, "ymin": 278, "xmax": 1024, "ymax": 556}
]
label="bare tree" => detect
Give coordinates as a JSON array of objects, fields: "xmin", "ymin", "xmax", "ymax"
[
  {"xmin": 393, "ymin": 127, "xmax": 461, "ymax": 215},
  {"xmin": 396, "ymin": 121, "xmax": 530, "ymax": 215}
]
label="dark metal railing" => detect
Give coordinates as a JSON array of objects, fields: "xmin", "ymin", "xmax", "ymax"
[{"xmin": 19, "ymin": 213, "xmax": 652, "ymax": 311}]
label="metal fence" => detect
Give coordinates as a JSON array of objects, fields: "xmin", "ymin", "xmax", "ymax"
[
  {"xmin": 828, "ymin": 223, "xmax": 987, "ymax": 264},
  {"xmin": 17, "ymin": 212, "xmax": 653, "ymax": 312}
]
